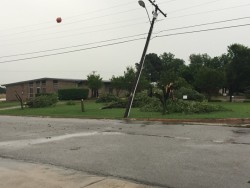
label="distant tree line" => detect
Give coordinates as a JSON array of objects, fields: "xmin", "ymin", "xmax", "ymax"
[{"xmin": 110, "ymin": 43, "xmax": 250, "ymax": 102}]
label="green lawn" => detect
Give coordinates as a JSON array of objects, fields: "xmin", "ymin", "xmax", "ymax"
[
  {"xmin": 0, "ymin": 101, "xmax": 19, "ymax": 109},
  {"xmin": 0, "ymin": 100, "xmax": 249, "ymax": 119}
]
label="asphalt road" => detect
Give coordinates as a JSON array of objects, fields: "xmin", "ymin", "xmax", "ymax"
[{"xmin": 0, "ymin": 116, "xmax": 249, "ymax": 188}]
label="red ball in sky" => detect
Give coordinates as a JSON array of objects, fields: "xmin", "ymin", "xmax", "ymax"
[{"xmin": 56, "ymin": 17, "xmax": 62, "ymax": 23}]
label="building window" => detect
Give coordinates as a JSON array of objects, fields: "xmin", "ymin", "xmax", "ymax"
[
  {"xmin": 36, "ymin": 87, "xmax": 41, "ymax": 94},
  {"xmin": 29, "ymin": 88, "xmax": 33, "ymax": 98},
  {"xmin": 53, "ymin": 80, "xmax": 58, "ymax": 91}
]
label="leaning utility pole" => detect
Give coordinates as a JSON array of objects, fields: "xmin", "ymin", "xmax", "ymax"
[{"xmin": 124, "ymin": 0, "xmax": 166, "ymax": 118}]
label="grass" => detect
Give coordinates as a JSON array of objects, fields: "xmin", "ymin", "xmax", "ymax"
[
  {"xmin": 0, "ymin": 100, "xmax": 249, "ymax": 119},
  {"xmin": 0, "ymin": 101, "xmax": 19, "ymax": 109}
]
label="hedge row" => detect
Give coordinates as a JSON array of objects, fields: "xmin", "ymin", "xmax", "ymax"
[{"xmin": 58, "ymin": 88, "xmax": 89, "ymax": 100}]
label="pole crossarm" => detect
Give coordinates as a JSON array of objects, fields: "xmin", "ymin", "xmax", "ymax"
[{"xmin": 147, "ymin": 0, "xmax": 167, "ymax": 17}]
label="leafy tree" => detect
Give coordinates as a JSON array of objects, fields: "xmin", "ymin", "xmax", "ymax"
[
  {"xmin": 194, "ymin": 67, "xmax": 225, "ymax": 100},
  {"xmin": 226, "ymin": 44, "xmax": 250, "ymax": 101},
  {"xmin": 144, "ymin": 52, "xmax": 188, "ymax": 114},
  {"xmin": 110, "ymin": 76, "xmax": 124, "ymax": 97},
  {"xmin": 87, "ymin": 72, "xmax": 103, "ymax": 98},
  {"xmin": 124, "ymin": 66, "xmax": 150, "ymax": 94}
]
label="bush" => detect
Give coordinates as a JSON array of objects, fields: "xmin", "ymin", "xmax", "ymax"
[
  {"xmin": 27, "ymin": 94, "xmax": 58, "ymax": 108},
  {"xmin": 133, "ymin": 91, "xmax": 152, "ymax": 108},
  {"xmin": 96, "ymin": 94, "xmax": 119, "ymax": 103},
  {"xmin": 175, "ymin": 87, "xmax": 205, "ymax": 101},
  {"xmin": 140, "ymin": 97, "xmax": 162, "ymax": 112},
  {"xmin": 101, "ymin": 99, "xmax": 127, "ymax": 109},
  {"xmin": 140, "ymin": 99, "xmax": 227, "ymax": 114},
  {"xmin": 166, "ymin": 100, "xmax": 226, "ymax": 114},
  {"xmin": 58, "ymin": 88, "xmax": 89, "ymax": 100}
]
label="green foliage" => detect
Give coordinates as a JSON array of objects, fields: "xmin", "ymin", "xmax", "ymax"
[
  {"xmin": 175, "ymin": 87, "xmax": 205, "ymax": 101},
  {"xmin": 27, "ymin": 94, "xmax": 58, "ymax": 108},
  {"xmin": 87, "ymin": 72, "xmax": 103, "ymax": 98},
  {"xmin": 110, "ymin": 76, "xmax": 125, "ymax": 96},
  {"xmin": 101, "ymin": 99, "xmax": 127, "ymax": 109},
  {"xmin": 194, "ymin": 67, "xmax": 225, "ymax": 99},
  {"xmin": 166, "ymin": 100, "xmax": 227, "ymax": 114},
  {"xmin": 140, "ymin": 98, "xmax": 226, "ymax": 114},
  {"xmin": 58, "ymin": 88, "xmax": 89, "ymax": 100},
  {"xmin": 96, "ymin": 94, "xmax": 119, "ymax": 103},
  {"xmin": 133, "ymin": 91, "xmax": 152, "ymax": 107},
  {"xmin": 139, "ymin": 97, "xmax": 162, "ymax": 112},
  {"xmin": 227, "ymin": 44, "xmax": 250, "ymax": 95}
]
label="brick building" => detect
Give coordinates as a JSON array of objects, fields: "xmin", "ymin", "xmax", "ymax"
[{"xmin": 3, "ymin": 78, "xmax": 112, "ymax": 101}]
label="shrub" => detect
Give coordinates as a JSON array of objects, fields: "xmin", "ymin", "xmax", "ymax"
[
  {"xmin": 27, "ymin": 94, "xmax": 58, "ymax": 108},
  {"xmin": 175, "ymin": 87, "xmax": 205, "ymax": 101},
  {"xmin": 140, "ymin": 97, "xmax": 162, "ymax": 112},
  {"xmin": 166, "ymin": 100, "xmax": 226, "ymax": 114},
  {"xmin": 140, "ymin": 99, "xmax": 227, "ymax": 114},
  {"xmin": 96, "ymin": 94, "xmax": 119, "ymax": 103},
  {"xmin": 133, "ymin": 91, "xmax": 152, "ymax": 108},
  {"xmin": 101, "ymin": 99, "xmax": 127, "ymax": 109},
  {"xmin": 58, "ymin": 88, "xmax": 89, "ymax": 100}
]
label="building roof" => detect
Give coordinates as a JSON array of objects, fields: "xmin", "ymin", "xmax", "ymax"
[{"xmin": 3, "ymin": 77, "xmax": 110, "ymax": 86}]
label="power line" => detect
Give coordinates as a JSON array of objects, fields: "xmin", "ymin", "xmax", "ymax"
[
  {"xmin": 0, "ymin": 23, "xmax": 249, "ymax": 64},
  {"xmin": 1, "ymin": 16, "xmax": 249, "ymax": 59},
  {"xmin": 0, "ymin": 20, "xmax": 149, "ymax": 45},
  {"xmin": 168, "ymin": 3, "xmax": 250, "ymax": 19},
  {"xmin": 155, "ymin": 16, "xmax": 250, "ymax": 34},
  {"xmin": 0, "ymin": 33, "xmax": 147, "ymax": 58},
  {"xmin": 0, "ymin": 0, "xmax": 136, "ymax": 32},
  {"xmin": 168, "ymin": 0, "xmax": 223, "ymax": 14},
  {"xmin": 2, "ymin": 2, "xmax": 249, "ymax": 46},
  {"xmin": 0, "ymin": 38, "xmax": 145, "ymax": 64},
  {"xmin": 154, "ymin": 23, "xmax": 250, "ymax": 39},
  {"xmin": 0, "ymin": 8, "xmax": 140, "ymax": 38}
]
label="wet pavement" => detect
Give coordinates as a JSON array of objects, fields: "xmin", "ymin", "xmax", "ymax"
[{"xmin": 0, "ymin": 116, "xmax": 249, "ymax": 188}]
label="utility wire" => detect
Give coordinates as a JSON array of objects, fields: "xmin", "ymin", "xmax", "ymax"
[
  {"xmin": 0, "ymin": 23, "xmax": 249, "ymax": 64},
  {"xmin": 1, "ymin": 16, "xmax": 249, "ymax": 59},
  {"xmin": 0, "ymin": 8, "xmax": 140, "ymax": 38},
  {"xmin": 153, "ymin": 23, "xmax": 250, "ymax": 39},
  {"xmin": 168, "ymin": 3, "xmax": 250, "ymax": 19},
  {"xmin": 168, "ymin": 0, "xmax": 223, "ymax": 14},
  {"xmin": 0, "ymin": 38, "xmax": 146, "ymax": 64},
  {"xmin": 0, "ymin": 0, "xmax": 136, "ymax": 32},
  {"xmin": 2, "ymin": 2, "xmax": 249, "ymax": 45},
  {"xmin": 0, "ymin": 33, "xmax": 147, "ymax": 58},
  {"xmin": 155, "ymin": 16, "xmax": 250, "ymax": 34}
]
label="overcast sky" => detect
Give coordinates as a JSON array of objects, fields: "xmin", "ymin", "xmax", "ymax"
[{"xmin": 0, "ymin": 0, "xmax": 250, "ymax": 85}]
